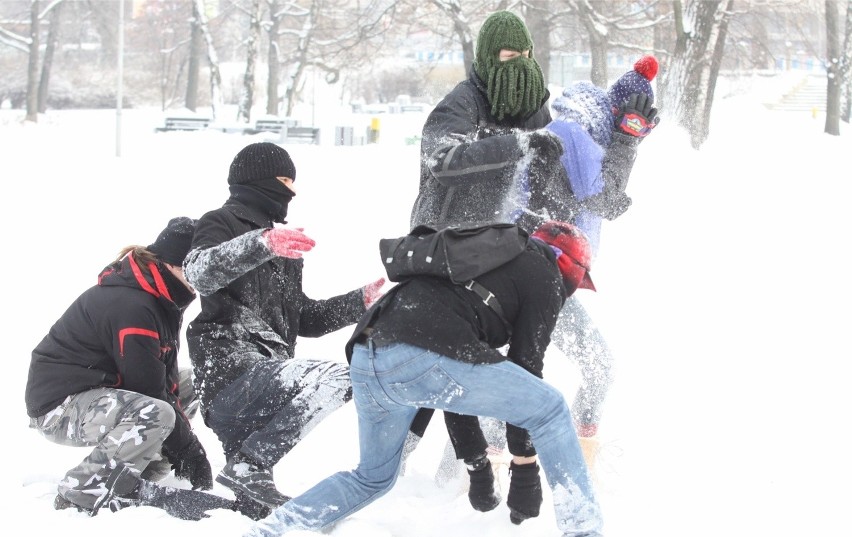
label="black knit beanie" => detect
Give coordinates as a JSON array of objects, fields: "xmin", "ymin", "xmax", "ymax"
[
  {"xmin": 147, "ymin": 217, "xmax": 197, "ymax": 266},
  {"xmin": 228, "ymin": 142, "xmax": 296, "ymax": 185},
  {"xmin": 472, "ymin": 11, "xmax": 545, "ymax": 121}
]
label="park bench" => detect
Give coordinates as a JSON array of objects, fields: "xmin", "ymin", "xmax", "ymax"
[{"xmin": 155, "ymin": 116, "xmax": 211, "ymax": 132}]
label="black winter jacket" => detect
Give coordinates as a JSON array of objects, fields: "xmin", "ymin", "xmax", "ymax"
[
  {"xmin": 410, "ymin": 70, "xmax": 552, "ymax": 230},
  {"xmin": 26, "ymin": 256, "xmax": 197, "ymax": 455},
  {"xmin": 346, "ymin": 239, "xmax": 566, "ymax": 378},
  {"xmin": 184, "ymin": 189, "xmax": 366, "ymax": 412},
  {"xmin": 409, "ymin": 70, "xmax": 639, "ymax": 234}
]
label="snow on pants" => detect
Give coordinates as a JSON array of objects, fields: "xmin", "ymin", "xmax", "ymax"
[
  {"xmin": 207, "ymin": 358, "xmax": 352, "ymax": 468},
  {"xmin": 551, "ymin": 294, "xmax": 615, "ymax": 433},
  {"xmin": 29, "ymin": 388, "xmax": 175, "ymax": 510},
  {"xmin": 245, "ymin": 341, "xmax": 602, "ymax": 537}
]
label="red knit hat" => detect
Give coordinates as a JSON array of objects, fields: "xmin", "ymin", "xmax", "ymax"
[{"xmin": 531, "ymin": 221, "xmax": 595, "ymax": 293}]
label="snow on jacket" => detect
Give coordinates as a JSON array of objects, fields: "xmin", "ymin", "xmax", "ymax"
[
  {"xmin": 346, "ymin": 239, "xmax": 566, "ymax": 378},
  {"xmin": 26, "ymin": 255, "xmax": 198, "ymax": 455},
  {"xmin": 409, "ymin": 71, "xmax": 639, "ymax": 238},
  {"xmin": 409, "ymin": 69, "xmax": 552, "ymax": 230},
  {"xmin": 184, "ymin": 187, "xmax": 366, "ymax": 412}
]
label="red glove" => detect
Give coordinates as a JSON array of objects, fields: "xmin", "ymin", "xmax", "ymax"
[
  {"xmin": 362, "ymin": 277, "xmax": 386, "ymax": 308},
  {"xmin": 263, "ymin": 227, "xmax": 316, "ymax": 259}
]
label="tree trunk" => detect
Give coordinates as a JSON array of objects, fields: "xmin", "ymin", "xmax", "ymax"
[
  {"xmin": 185, "ymin": 0, "xmax": 203, "ymax": 112},
  {"xmin": 38, "ymin": 1, "xmax": 63, "ymax": 114},
  {"xmin": 25, "ymin": 0, "xmax": 40, "ymax": 122},
  {"xmin": 839, "ymin": 0, "xmax": 852, "ymax": 123},
  {"xmin": 662, "ymin": 0, "xmax": 732, "ymax": 149},
  {"xmin": 266, "ymin": 0, "xmax": 281, "ymax": 116},
  {"xmin": 432, "ymin": 0, "xmax": 474, "ymax": 76},
  {"xmin": 524, "ymin": 3, "xmax": 551, "ymax": 85},
  {"xmin": 575, "ymin": 0, "xmax": 609, "ymax": 87},
  {"xmin": 824, "ymin": 0, "xmax": 842, "ymax": 135},
  {"xmin": 194, "ymin": 0, "xmax": 222, "ymax": 120},
  {"xmin": 236, "ymin": 0, "xmax": 261, "ymax": 124}
]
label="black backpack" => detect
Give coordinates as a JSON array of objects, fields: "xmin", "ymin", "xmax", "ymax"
[{"xmin": 378, "ymin": 224, "xmax": 529, "ymax": 329}]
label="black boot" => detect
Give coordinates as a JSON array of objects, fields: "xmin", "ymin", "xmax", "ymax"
[
  {"xmin": 507, "ymin": 461, "xmax": 542, "ymax": 525},
  {"xmin": 465, "ymin": 454, "xmax": 500, "ymax": 512}
]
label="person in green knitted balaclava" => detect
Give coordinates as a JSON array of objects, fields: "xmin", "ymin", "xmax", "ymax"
[{"xmin": 473, "ymin": 11, "xmax": 546, "ymax": 121}]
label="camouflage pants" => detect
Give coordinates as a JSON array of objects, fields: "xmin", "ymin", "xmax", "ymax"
[{"xmin": 29, "ymin": 369, "xmax": 196, "ymax": 510}]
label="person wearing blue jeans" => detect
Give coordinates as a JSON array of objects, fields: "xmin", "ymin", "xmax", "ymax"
[{"xmin": 244, "ymin": 221, "xmax": 603, "ymax": 537}]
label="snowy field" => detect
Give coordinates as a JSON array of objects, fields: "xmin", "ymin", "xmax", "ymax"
[{"xmin": 3, "ymin": 71, "xmax": 851, "ymax": 537}]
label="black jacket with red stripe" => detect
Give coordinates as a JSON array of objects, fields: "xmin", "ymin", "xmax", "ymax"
[{"xmin": 25, "ymin": 254, "xmax": 197, "ymax": 454}]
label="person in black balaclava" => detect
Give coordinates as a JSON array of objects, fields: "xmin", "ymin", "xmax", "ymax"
[{"xmin": 183, "ymin": 142, "xmax": 386, "ymax": 518}]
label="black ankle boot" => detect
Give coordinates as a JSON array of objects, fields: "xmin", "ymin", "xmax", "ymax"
[
  {"xmin": 507, "ymin": 461, "xmax": 542, "ymax": 524},
  {"xmin": 465, "ymin": 455, "xmax": 500, "ymax": 512}
]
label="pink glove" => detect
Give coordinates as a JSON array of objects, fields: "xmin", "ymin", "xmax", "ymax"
[
  {"xmin": 263, "ymin": 227, "xmax": 316, "ymax": 259},
  {"xmin": 362, "ymin": 277, "xmax": 386, "ymax": 308}
]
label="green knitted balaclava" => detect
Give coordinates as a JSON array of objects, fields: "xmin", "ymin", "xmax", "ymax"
[{"xmin": 473, "ymin": 11, "xmax": 546, "ymax": 121}]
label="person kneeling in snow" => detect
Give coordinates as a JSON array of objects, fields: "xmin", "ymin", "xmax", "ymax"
[
  {"xmin": 25, "ymin": 217, "xmax": 230, "ymax": 520},
  {"xmin": 183, "ymin": 142, "xmax": 385, "ymax": 519}
]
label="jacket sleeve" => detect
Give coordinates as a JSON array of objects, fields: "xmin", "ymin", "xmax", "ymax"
[
  {"xmin": 422, "ymin": 91, "xmax": 524, "ymax": 188},
  {"xmin": 106, "ymin": 303, "xmax": 195, "ymax": 453},
  {"xmin": 297, "ymin": 288, "xmax": 366, "ymax": 338},
  {"xmin": 184, "ymin": 220, "xmax": 275, "ymax": 296},
  {"xmin": 580, "ymin": 132, "xmax": 638, "ymax": 220}
]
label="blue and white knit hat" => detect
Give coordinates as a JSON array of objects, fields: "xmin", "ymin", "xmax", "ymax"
[{"xmin": 551, "ymin": 81, "xmax": 613, "ymax": 148}]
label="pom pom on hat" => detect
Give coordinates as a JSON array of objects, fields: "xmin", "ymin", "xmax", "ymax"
[
  {"xmin": 147, "ymin": 217, "xmax": 197, "ymax": 266},
  {"xmin": 228, "ymin": 142, "xmax": 296, "ymax": 185},
  {"xmin": 607, "ymin": 55, "xmax": 658, "ymax": 109}
]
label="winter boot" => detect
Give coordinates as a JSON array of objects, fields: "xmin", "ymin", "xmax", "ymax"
[
  {"xmin": 507, "ymin": 461, "xmax": 543, "ymax": 525},
  {"xmin": 233, "ymin": 489, "xmax": 273, "ymax": 521},
  {"xmin": 465, "ymin": 454, "xmax": 500, "ymax": 512},
  {"xmin": 216, "ymin": 451, "xmax": 291, "ymax": 508}
]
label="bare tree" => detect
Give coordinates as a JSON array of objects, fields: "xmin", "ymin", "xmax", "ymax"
[
  {"xmin": 236, "ymin": 0, "xmax": 262, "ymax": 123},
  {"xmin": 267, "ymin": 0, "xmax": 400, "ymax": 116},
  {"xmin": 37, "ymin": 0, "xmax": 63, "ymax": 113},
  {"xmin": 265, "ymin": 0, "xmax": 282, "ymax": 115},
  {"xmin": 25, "ymin": 0, "xmax": 40, "ymax": 121},
  {"xmin": 185, "ymin": 0, "xmax": 204, "ymax": 112},
  {"xmin": 824, "ymin": 0, "xmax": 842, "ymax": 134},
  {"xmin": 194, "ymin": 0, "xmax": 224, "ymax": 119},
  {"xmin": 660, "ymin": 0, "xmax": 735, "ymax": 149},
  {"xmin": 429, "ymin": 0, "xmax": 476, "ymax": 75},
  {"xmin": 841, "ymin": 0, "xmax": 852, "ymax": 122}
]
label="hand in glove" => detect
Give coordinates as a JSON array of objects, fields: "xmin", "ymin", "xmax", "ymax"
[
  {"xmin": 614, "ymin": 93, "xmax": 660, "ymax": 138},
  {"xmin": 524, "ymin": 129, "xmax": 564, "ymax": 161},
  {"xmin": 362, "ymin": 277, "xmax": 386, "ymax": 309},
  {"xmin": 169, "ymin": 435, "xmax": 213, "ymax": 490},
  {"xmin": 263, "ymin": 227, "xmax": 316, "ymax": 259}
]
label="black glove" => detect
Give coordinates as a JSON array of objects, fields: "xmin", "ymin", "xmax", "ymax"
[
  {"xmin": 525, "ymin": 129, "xmax": 564, "ymax": 160},
  {"xmin": 169, "ymin": 435, "xmax": 213, "ymax": 490},
  {"xmin": 614, "ymin": 93, "xmax": 660, "ymax": 138}
]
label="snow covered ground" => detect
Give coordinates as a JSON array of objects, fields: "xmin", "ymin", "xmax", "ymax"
[{"xmin": 4, "ymin": 71, "xmax": 851, "ymax": 537}]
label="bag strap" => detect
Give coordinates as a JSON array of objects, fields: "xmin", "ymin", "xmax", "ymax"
[{"xmin": 463, "ymin": 279, "xmax": 511, "ymax": 335}]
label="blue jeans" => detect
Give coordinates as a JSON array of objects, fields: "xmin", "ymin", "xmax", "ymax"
[{"xmin": 245, "ymin": 341, "xmax": 603, "ymax": 537}]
